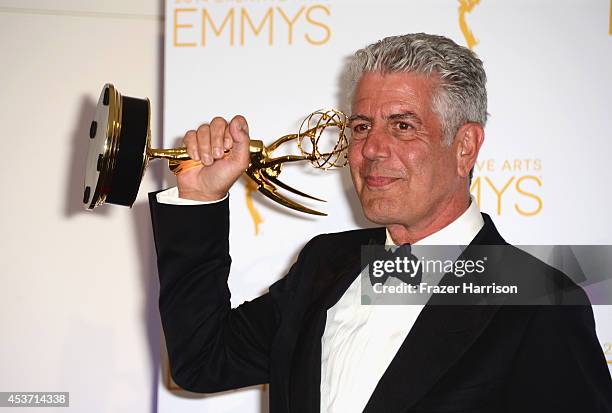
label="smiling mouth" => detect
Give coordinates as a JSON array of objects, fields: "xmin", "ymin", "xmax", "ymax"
[{"xmin": 364, "ymin": 176, "xmax": 400, "ymax": 188}]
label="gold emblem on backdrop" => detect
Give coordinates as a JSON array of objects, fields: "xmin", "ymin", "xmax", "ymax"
[
  {"xmin": 456, "ymin": 1, "xmax": 544, "ymax": 217},
  {"xmin": 605, "ymin": 342, "xmax": 612, "ymax": 364},
  {"xmin": 170, "ymin": 2, "xmax": 336, "ymax": 233},
  {"xmin": 458, "ymin": 0, "xmax": 480, "ymax": 49}
]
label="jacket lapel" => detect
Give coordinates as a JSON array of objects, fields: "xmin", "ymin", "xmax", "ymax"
[
  {"xmin": 289, "ymin": 214, "xmax": 508, "ymax": 413},
  {"xmin": 362, "ymin": 304, "xmax": 502, "ymax": 412},
  {"xmin": 289, "ymin": 228, "xmax": 385, "ymax": 413},
  {"xmin": 363, "ymin": 213, "xmax": 509, "ymax": 412}
]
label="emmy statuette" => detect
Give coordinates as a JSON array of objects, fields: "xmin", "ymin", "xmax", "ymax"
[{"xmin": 83, "ymin": 84, "xmax": 349, "ymax": 215}]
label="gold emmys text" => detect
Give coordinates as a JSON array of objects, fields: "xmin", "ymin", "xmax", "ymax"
[
  {"xmin": 471, "ymin": 159, "xmax": 543, "ymax": 217},
  {"xmin": 172, "ymin": 4, "xmax": 331, "ymax": 47}
]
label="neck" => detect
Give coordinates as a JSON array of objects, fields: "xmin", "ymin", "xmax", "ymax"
[{"xmin": 387, "ymin": 191, "xmax": 471, "ymax": 245}]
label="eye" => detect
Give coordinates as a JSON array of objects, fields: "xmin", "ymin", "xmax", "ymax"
[
  {"xmin": 350, "ymin": 123, "xmax": 371, "ymax": 136},
  {"xmin": 394, "ymin": 121, "xmax": 414, "ymax": 131}
]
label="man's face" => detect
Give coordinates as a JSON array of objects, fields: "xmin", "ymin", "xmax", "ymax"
[{"xmin": 347, "ymin": 71, "xmax": 463, "ymax": 228}]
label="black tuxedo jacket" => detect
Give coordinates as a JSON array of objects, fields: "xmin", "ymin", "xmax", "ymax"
[{"xmin": 149, "ymin": 194, "xmax": 612, "ymax": 413}]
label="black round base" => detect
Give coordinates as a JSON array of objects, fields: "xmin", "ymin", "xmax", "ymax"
[
  {"xmin": 83, "ymin": 84, "xmax": 150, "ymax": 210},
  {"xmin": 105, "ymin": 95, "xmax": 149, "ymax": 206}
]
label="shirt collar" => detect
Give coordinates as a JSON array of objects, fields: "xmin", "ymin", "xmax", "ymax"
[{"xmin": 385, "ymin": 196, "xmax": 484, "ymax": 246}]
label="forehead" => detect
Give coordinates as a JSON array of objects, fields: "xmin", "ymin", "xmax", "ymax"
[{"xmin": 351, "ymin": 72, "xmax": 437, "ymax": 115}]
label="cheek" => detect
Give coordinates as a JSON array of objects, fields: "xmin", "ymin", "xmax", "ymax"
[
  {"xmin": 347, "ymin": 145, "xmax": 362, "ymax": 188},
  {"xmin": 398, "ymin": 145, "xmax": 430, "ymax": 177},
  {"xmin": 394, "ymin": 146, "xmax": 442, "ymax": 195},
  {"xmin": 431, "ymin": 147, "xmax": 457, "ymax": 179},
  {"xmin": 416, "ymin": 147, "xmax": 456, "ymax": 192},
  {"xmin": 347, "ymin": 142, "xmax": 362, "ymax": 169}
]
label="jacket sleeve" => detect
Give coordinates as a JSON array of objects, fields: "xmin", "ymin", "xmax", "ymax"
[
  {"xmin": 503, "ymin": 303, "xmax": 612, "ymax": 412},
  {"xmin": 149, "ymin": 193, "xmax": 298, "ymax": 393}
]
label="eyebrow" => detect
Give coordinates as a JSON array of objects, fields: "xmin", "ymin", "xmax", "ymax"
[
  {"xmin": 348, "ymin": 111, "xmax": 422, "ymax": 125},
  {"xmin": 348, "ymin": 114, "xmax": 371, "ymax": 123},
  {"xmin": 387, "ymin": 111, "xmax": 422, "ymax": 125}
]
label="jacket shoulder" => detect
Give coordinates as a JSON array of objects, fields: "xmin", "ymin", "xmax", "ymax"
[
  {"xmin": 306, "ymin": 227, "xmax": 386, "ymax": 250},
  {"xmin": 499, "ymin": 245, "xmax": 590, "ymax": 306}
]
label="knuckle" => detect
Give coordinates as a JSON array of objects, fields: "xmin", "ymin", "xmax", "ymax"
[
  {"xmin": 210, "ymin": 116, "xmax": 227, "ymax": 126},
  {"xmin": 210, "ymin": 118, "xmax": 228, "ymax": 139},
  {"xmin": 183, "ymin": 130, "xmax": 196, "ymax": 142},
  {"xmin": 197, "ymin": 136, "xmax": 210, "ymax": 150},
  {"xmin": 186, "ymin": 136, "xmax": 196, "ymax": 145},
  {"xmin": 196, "ymin": 123, "xmax": 210, "ymax": 135},
  {"xmin": 212, "ymin": 136, "xmax": 224, "ymax": 147}
]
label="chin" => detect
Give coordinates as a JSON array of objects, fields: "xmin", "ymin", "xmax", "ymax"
[{"xmin": 361, "ymin": 200, "xmax": 400, "ymax": 225}]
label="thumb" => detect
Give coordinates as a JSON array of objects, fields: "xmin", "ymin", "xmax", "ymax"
[
  {"xmin": 229, "ymin": 115, "xmax": 251, "ymax": 164},
  {"xmin": 229, "ymin": 115, "xmax": 250, "ymax": 145}
]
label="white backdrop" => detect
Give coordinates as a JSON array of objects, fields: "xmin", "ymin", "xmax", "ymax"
[
  {"xmin": 162, "ymin": 0, "xmax": 612, "ymax": 411},
  {"xmin": 0, "ymin": 1, "xmax": 164, "ymax": 412}
]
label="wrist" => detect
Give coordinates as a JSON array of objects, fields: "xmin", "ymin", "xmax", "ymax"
[{"xmin": 178, "ymin": 190, "xmax": 227, "ymax": 202}]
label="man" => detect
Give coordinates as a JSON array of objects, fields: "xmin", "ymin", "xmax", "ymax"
[{"xmin": 149, "ymin": 34, "xmax": 612, "ymax": 412}]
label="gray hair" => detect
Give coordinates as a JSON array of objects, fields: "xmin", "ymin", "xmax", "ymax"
[{"xmin": 347, "ymin": 33, "xmax": 488, "ymax": 144}]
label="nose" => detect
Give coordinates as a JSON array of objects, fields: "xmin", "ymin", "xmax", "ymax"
[{"xmin": 361, "ymin": 127, "xmax": 391, "ymax": 161}]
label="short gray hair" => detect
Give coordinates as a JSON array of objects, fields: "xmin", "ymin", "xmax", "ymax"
[{"xmin": 347, "ymin": 33, "xmax": 488, "ymax": 144}]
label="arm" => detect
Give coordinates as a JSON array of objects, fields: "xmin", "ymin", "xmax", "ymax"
[
  {"xmin": 150, "ymin": 194, "xmax": 280, "ymax": 392},
  {"xmin": 150, "ymin": 115, "xmax": 292, "ymax": 392}
]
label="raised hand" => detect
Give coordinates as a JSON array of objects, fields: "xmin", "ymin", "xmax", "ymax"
[{"xmin": 177, "ymin": 116, "xmax": 251, "ymax": 201}]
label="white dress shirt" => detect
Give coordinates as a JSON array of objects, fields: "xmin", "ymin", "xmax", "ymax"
[
  {"xmin": 156, "ymin": 186, "xmax": 228, "ymax": 205},
  {"xmin": 157, "ymin": 188, "xmax": 484, "ymax": 413},
  {"xmin": 319, "ymin": 199, "xmax": 484, "ymax": 413}
]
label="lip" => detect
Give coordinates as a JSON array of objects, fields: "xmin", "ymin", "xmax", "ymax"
[{"xmin": 364, "ymin": 175, "xmax": 400, "ymax": 188}]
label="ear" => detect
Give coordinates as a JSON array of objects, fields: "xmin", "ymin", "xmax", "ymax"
[{"xmin": 454, "ymin": 123, "xmax": 485, "ymax": 179}]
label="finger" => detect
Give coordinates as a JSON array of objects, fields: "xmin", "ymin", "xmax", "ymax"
[
  {"xmin": 223, "ymin": 125, "xmax": 233, "ymax": 150},
  {"xmin": 229, "ymin": 115, "xmax": 251, "ymax": 167},
  {"xmin": 183, "ymin": 130, "xmax": 199, "ymax": 161},
  {"xmin": 209, "ymin": 117, "xmax": 228, "ymax": 159},
  {"xmin": 196, "ymin": 123, "xmax": 213, "ymax": 166}
]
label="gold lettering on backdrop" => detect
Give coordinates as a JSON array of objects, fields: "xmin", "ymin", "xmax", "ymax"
[
  {"xmin": 470, "ymin": 160, "xmax": 543, "ymax": 216},
  {"xmin": 173, "ymin": 5, "xmax": 332, "ymax": 48},
  {"xmin": 609, "ymin": 0, "xmax": 612, "ymax": 35},
  {"xmin": 514, "ymin": 175, "xmax": 543, "ymax": 216},
  {"xmin": 501, "ymin": 159, "xmax": 541, "ymax": 172},
  {"xmin": 241, "ymin": 7, "xmax": 274, "ymax": 45},
  {"xmin": 470, "ymin": 176, "xmax": 515, "ymax": 215},
  {"xmin": 305, "ymin": 5, "xmax": 331, "ymax": 45},
  {"xmin": 476, "ymin": 159, "xmax": 495, "ymax": 172},
  {"xmin": 202, "ymin": 8, "xmax": 235, "ymax": 46},
  {"xmin": 172, "ymin": 3, "xmax": 333, "ymax": 231},
  {"xmin": 174, "ymin": 8, "xmax": 197, "ymax": 47},
  {"xmin": 457, "ymin": 4, "xmax": 546, "ymax": 218},
  {"xmin": 277, "ymin": 6, "xmax": 305, "ymax": 45},
  {"xmin": 470, "ymin": 175, "xmax": 482, "ymax": 207},
  {"xmin": 485, "ymin": 176, "xmax": 514, "ymax": 215},
  {"xmin": 458, "ymin": 0, "xmax": 480, "ymax": 49}
]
